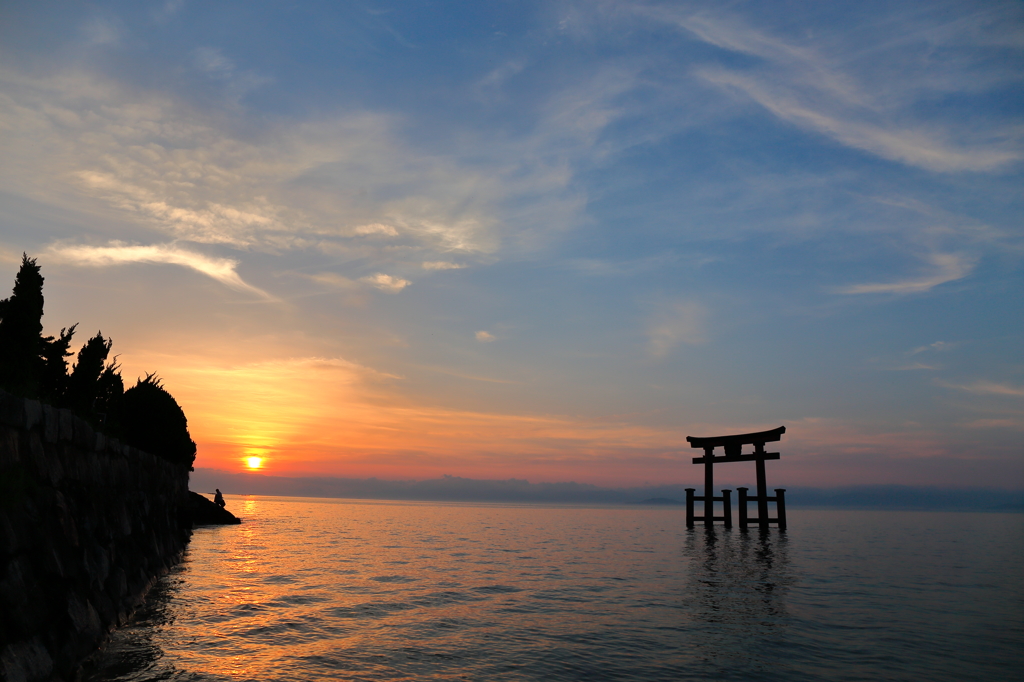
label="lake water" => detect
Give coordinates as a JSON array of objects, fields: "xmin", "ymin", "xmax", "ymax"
[{"xmin": 84, "ymin": 496, "xmax": 1023, "ymax": 681}]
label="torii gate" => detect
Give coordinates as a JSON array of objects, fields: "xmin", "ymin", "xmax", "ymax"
[{"xmin": 684, "ymin": 425, "xmax": 787, "ymax": 530}]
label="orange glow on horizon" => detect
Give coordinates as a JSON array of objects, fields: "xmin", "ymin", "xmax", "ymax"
[{"xmin": 119, "ymin": 353, "xmax": 986, "ymax": 488}]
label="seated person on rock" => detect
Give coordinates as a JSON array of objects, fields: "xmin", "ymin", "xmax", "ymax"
[{"xmin": 214, "ymin": 488, "xmax": 226, "ymax": 508}]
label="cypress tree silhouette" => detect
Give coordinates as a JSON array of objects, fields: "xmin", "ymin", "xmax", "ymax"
[
  {"xmin": 122, "ymin": 374, "xmax": 197, "ymax": 470},
  {"xmin": 94, "ymin": 356, "xmax": 124, "ymax": 430},
  {"xmin": 67, "ymin": 332, "xmax": 114, "ymax": 415},
  {"xmin": 40, "ymin": 324, "xmax": 77, "ymax": 404},
  {"xmin": 0, "ymin": 254, "xmax": 46, "ymax": 396}
]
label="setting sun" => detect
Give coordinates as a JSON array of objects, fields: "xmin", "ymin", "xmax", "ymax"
[{"xmin": 245, "ymin": 456, "xmax": 264, "ymax": 470}]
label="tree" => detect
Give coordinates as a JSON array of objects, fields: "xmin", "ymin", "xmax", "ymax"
[
  {"xmin": 39, "ymin": 324, "xmax": 77, "ymax": 404},
  {"xmin": 93, "ymin": 357, "xmax": 124, "ymax": 431},
  {"xmin": 121, "ymin": 375, "xmax": 197, "ymax": 470},
  {"xmin": 67, "ymin": 332, "xmax": 113, "ymax": 414},
  {"xmin": 0, "ymin": 254, "xmax": 46, "ymax": 396}
]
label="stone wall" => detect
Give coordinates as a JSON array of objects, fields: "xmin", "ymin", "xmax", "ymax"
[{"xmin": 0, "ymin": 390, "xmax": 192, "ymax": 682}]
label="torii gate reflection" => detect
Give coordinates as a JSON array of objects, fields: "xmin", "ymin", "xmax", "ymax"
[{"xmin": 684, "ymin": 426, "xmax": 787, "ymax": 530}]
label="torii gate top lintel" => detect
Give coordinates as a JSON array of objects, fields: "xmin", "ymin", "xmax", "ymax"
[
  {"xmin": 686, "ymin": 425, "xmax": 785, "ymax": 462},
  {"xmin": 685, "ymin": 425, "xmax": 785, "ymax": 450}
]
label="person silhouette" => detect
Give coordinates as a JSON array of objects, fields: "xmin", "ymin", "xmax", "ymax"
[{"xmin": 214, "ymin": 488, "xmax": 226, "ymax": 508}]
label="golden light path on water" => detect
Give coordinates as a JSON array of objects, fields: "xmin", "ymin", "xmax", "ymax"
[{"xmin": 85, "ymin": 498, "xmax": 1024, "ymax": 682}]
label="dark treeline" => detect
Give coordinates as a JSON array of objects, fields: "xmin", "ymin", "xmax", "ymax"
[{"xmin": 0, "ymin": 254, "xmax": 196, "ymax": 470}]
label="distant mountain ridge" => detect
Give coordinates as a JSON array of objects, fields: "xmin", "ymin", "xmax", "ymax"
[{"xmin": 191, "ymin": 469, "xmax": 1024, "ymax": 512}]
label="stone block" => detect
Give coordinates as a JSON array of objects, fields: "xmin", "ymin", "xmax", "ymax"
[
  {"xmin": 0, "ymin": 428, "xmax": 19, "ymax": 467},
  {"xmin": 26, "ymin": 432, "xmax": 62, "ymax": 486},
  {"xmin": 23, "ymin": 400, "xmax": 41, "ymax": 431},
  {"xmin": 0, "ymin": 556, "xmax": 28, "ymax": 608},
  {"xmin": 40, "ymin": 540, "xmax": 64, "ymax": 578},
  {"xmin": 73, "ymin": 419, "xmax": 93, "ymax": 450},
  {"xmin": 54, "ymin": 492, "xmax": 78, "ymax": 548},
  {"xmin": 91, "ymin": 591, "xmax": 117, "ymax": 632},
  {"xmin": 42, "ymin": 406, "xmax": 58, "ymax": 444},
  {"xmin": 66, "ymin": 593, "xmax": 102, "ymax": 640},
  {"xmin": 106, "ymin": 566, "xmax": 128, "ymax": 600},
  {"xmin": 0, "ymin": 510, "xmax": 18, "ymax": 555},
  {"xmin": 0, "ymin": 391, "xmax": 25, "ymax": 429},
  {"xmin": 85, "ymin": 545, "xmax": 110, "ymax": 586},
  {"xmin": 0, "ymin": 637, "xmax": 54, "ymax": 682},
  {"xmin": 117, "ymin": 507, "xmax": 132, "ymax": 537},
  {"xmin": 57, "ymin": 410, "xmax": 74, "ymax": 443}
]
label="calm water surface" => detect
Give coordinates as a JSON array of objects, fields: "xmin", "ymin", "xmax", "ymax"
[{"xmin": 85, "ymin": 497, "xmax": 1023, "ymax": 681}]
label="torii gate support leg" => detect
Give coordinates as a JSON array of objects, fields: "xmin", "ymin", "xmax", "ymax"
[
  {"xmin": 756, "ymin": 455, "xmax": 768, "ymax": 530},
  {"xmin": 704, "ymin": 448, "xmax": 714, "ymax": 528}
]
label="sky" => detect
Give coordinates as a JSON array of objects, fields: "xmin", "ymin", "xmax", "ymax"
[{"xmin": 0, "ymin": 0, "xmax": 1021, "ymax": 489}]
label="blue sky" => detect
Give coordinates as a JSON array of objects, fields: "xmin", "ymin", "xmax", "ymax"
[{"xmin": 0, "ymin": 0, "xmax": 1021, "ymax": 487}]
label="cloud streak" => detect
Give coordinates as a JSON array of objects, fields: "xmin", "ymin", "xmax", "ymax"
[
  {"xmin": 837, "ymin": 253, "xmax": 974, "ymax": 294},
  {"xmin": 422, "ymin": 261, "xmax": 465, "ymax": 270},
  {"xmin": 939, "ymin": 380, "xmax": 1024, "ymax": 397},
  {"xmin": 48, "ymin": 242, "xmax": 271, "ymax": 298},
  {"xmin": 359, "ymin": 273, "xmax": 410, "ymax": 293},
  {"xmin": 649, "ymin": 10, "xmax": 1023, "ymax": 172}
]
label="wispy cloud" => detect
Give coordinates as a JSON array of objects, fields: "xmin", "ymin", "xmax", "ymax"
[
  {"xmin": 0, "ymin": 66, "xmax": 606, "ymax": 265},
  {"xmin": 645, "ymin": 10, "xmax": 1023, "ymax": 172},
  {"xmin": 890, "ymin": 363, "xmax": 937, "ymax": 372},
  {"xmin": 647, "ymin": 300, "xmax": 706, "ymax": 357},
  {"xmin": 475, "ymin": 331, "xmax": 496, "ymax": 342},
  {"xmin": 909, "ymin": 341, "xmax": 957, "ymax": 356},
  {"xmin": 309, "ymin": 272, "xmax": 360, "ymax": 289},
  {"xmin": 476, "ymin": 59, "xmax": 526, "ymax": 99},
  {"xmin": 837, "ymin": 253, "xmax": 973, "ymax": 294},
  {"xmin": 359, "ymin": 273, "xmax": 410, "ymax": 293},
  {"xmin": 939, "ymin": 380, "xmax": 1024, "ymax": 397},
  {"xmin": 47, "ymin": 241, "xmax": 271, "ymax": 298},
  {"xmin": 354, "ymin": 223, "xmax": 399, "ymax": 237},
  {"xmin": 698, "ymin": 68, "xmax": 1019, "ymax": 172},
  {"xmin": 193, "ymin": 47, "xmax": 235, "ymax": 79},
  {"xmin": 422, "ymin": 261, "xmax": 465, "ymax": 270}
]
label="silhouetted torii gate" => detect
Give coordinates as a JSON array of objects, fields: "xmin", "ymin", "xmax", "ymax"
[{"xmin": 684, "ymin": 425, "xmax": 787, "ymax": 530}]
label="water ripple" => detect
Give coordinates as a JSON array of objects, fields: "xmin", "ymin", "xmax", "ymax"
[{"xmin": 83, "ymin": 501, "xmax": 1023, "ymax": 682}]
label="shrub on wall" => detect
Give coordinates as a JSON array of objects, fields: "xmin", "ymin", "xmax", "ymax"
[{"xmin": 122, "ymin": 375, "xmax": 197, "ymax": 470}]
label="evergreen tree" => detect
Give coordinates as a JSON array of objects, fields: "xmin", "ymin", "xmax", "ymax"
[
  {"xmin": 67, "ymin": 332, "xmax": 113, "ymax": 414},
  {"xmin": 94, "ymin": 356, "xmax": 124, "ymax": 430},
  {"xmin": 40, "ymin": 324, "xmax": 77, "ymax": 404},
  {"xmin": 0, "ymin": 254, "xmax": 46, "ymax": 396}
]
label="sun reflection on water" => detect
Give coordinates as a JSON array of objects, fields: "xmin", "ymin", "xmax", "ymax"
[{"xmin": 82, "ymin": 501, "xmax": 1024, "ymax": 682}]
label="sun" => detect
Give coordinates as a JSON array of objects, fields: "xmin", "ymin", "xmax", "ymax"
[{"xmin": 245, "ymin": 456, "xmax": 264, "ymax": 470}]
